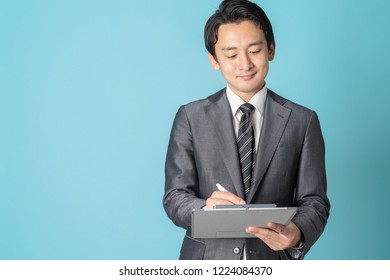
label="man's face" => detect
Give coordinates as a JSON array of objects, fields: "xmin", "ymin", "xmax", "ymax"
[{"xmin": 208, "ymin": 20, "xmax": 275, "ymax": 100}]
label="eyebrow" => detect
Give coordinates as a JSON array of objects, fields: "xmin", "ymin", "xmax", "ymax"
[{"xmin": 221, "ymin": 40, "xmax": 264, "ymax": 51}]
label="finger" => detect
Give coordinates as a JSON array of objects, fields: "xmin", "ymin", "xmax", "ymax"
[
  {"xmin": 206, "ymin": 197, "xmax": 237, "ymax": 209},
  {"xmin": 246, "ymin": 227, "xmax": 289, "ymax": 251},
  {"xmin": 266, "ymin": 222, "xmax": 287, "ymax": 235},
  {"xmin": 210, "ymin": 191, "xmax": 246, "ymax": 205},
  {"xmin": 207, "ymin": 198, "xmax": 233, "ymax": 206},
  {"xmin": 246, "ymin": 226, "xmax": 275, "ymax": 240},
  {"xmin": 245, "ymin": 227, "xmax": 278, "ymax": 249}
]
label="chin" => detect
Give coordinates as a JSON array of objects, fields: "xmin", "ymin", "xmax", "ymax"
[{"xmin": 240, "ymin": 85, "xmax": 263, "ymax": 94}]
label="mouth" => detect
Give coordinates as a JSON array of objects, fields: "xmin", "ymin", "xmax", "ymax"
[{"xmin": 238, "ymin": 72, "xmax": 257, "ymax": 81}]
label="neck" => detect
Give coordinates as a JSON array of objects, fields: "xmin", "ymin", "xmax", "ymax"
[{"xmin": 229, "ymin": 82, "xmax": 266, "ymax": 102}]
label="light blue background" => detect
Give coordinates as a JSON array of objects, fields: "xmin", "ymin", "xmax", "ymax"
[{"xmin": 1, "ymin": 0, "xmax": 389, "ymax": 260}]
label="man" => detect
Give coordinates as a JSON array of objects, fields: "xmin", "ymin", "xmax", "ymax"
[{"xmin": 163, "ymin": 0, "xmax": 330, "ymax": 260}]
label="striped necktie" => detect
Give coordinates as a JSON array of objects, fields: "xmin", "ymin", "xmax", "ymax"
[{"xmin": 237, "ymin": 103, "xmax": 255, "ymax": 200}]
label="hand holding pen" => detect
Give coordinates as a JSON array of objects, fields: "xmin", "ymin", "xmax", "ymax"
[{"xmin": 205, "ymin": 183, "xmax": 246, "ymax": 209}]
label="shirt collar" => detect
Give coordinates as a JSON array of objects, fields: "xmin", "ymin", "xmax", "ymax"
[{"xmin": 226, "ymin": 84, "xmax": 268, "ymax": 117}]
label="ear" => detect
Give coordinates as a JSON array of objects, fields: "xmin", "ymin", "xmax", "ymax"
[
  {"xmin": 268, "ymin": 42, "xmax": 276, "ymax": 61},
  {"xmin": 208, "ymin": 52, "xmax": 220, "ymax": 70}
]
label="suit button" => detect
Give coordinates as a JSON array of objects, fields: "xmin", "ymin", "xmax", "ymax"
[{"xmin": 233, "ymin": 247, "xmax": 241, "ymax": 255}]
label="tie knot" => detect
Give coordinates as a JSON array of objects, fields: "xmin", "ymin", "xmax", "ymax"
[{"xmin": 239, "ymin": 103, "xmax": 255, "ymax": 114}]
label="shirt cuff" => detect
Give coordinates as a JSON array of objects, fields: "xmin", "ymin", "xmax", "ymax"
[{"xmin": 287, "ymin": 241, "xmax": 305, "ymax": 259}]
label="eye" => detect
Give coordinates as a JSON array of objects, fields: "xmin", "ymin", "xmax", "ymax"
[
  {"xmin": 250, "ymin": 49, "xmax": 261, "ymax": 54},
  {"xmin": 227, "ymin": 54, "xmax": 237, "ymax": 59}
]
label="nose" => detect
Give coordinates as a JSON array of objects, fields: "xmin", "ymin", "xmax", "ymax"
[{"xmin": 238, "ymin": 53, "xmax": 254, "ymax": 71}]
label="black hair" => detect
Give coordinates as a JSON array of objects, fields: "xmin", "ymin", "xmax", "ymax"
[{"xmin": 204, "ymin": 0, "xmax": 274, "ymax": 59}]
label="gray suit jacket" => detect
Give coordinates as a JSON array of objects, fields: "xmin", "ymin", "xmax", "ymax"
[{"xmin": 163, "ymin": 88, "xmax": 330, "ymax": 260}]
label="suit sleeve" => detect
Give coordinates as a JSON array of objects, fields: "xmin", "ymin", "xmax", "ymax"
[
  {"xmin": 163, "ymin": 106, "xmax": 205, "ymax": 230},
  {"xmin": 292, "ymin": 111, "xmax": 330, "ymax": 258}
]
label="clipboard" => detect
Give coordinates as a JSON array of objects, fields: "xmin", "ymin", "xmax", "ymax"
[{"xmin": 191, "ymin": 204, "xmax": 297, "ymax": 238}]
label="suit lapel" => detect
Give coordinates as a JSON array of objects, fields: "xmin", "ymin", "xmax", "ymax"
[
  {"xmin": 206, "ymin": 90, "xmax": 245, "ymax": 199},
  {"xmin": 247, "ymin": 90, "xmax": 292, "ymax": 203}
]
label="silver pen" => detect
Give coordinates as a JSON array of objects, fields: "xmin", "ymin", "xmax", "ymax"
[{"xmin": 216, "ymin": 183, "xmax": 228, "ymax": 192}]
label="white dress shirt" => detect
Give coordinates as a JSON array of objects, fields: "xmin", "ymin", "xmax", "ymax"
[{"xmin": 226, "ymin": 84, "xmax": 268, "ymax": 151}]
